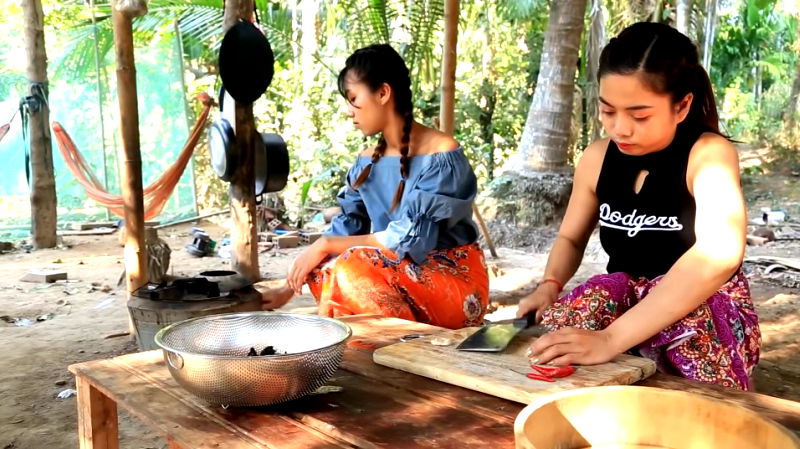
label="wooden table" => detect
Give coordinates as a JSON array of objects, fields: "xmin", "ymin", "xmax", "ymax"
[{"xmin": 69, "ymin": 315, "xmax": 800, "ymax": 448}]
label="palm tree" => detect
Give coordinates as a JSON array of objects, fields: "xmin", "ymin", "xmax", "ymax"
[
  {"xmin": 339, "ymin": 0, "xmax": 445, "ymax": 98},
  {"xmin": 55, "ymin": 0, "xmax": 295, "ymax": 82},
  {"xmin": 23, "ymin": 0, "xmax": 58, "ymax": 248},
  {"xmin": 785, "ymin": 26, "xmax": 800, "ymax": 127},
  {"xmin": 516, "ymin": 0, "xmax": 588, "ymax": 171},
  {"xmin": 676, "ymin": 0, "xmax": 692, "ymax": 35},
  {"xmin": 585, "ymin": 0, "xmax": 606, "ymax": 143}
]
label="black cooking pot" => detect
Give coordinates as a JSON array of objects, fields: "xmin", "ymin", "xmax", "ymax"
[
  {"xmin": 255, "ymin": 133, "xmax": 289, "ymax": 195},
  {"xmin": 218, "ymin": 20, "xmax": 275, "ymax": 104},
  {"xmin": 209, "ymin": 89, "xmax": 289, "ymax": 192}
]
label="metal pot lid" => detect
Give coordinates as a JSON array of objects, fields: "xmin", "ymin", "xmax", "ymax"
[{"xmin": 209, "ymin": 118, "xmax": 236, "ymax": 181}]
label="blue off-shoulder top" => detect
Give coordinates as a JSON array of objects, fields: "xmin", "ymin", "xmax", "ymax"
[{"xmin": 324, "ymin": 148, "xmax": 479, "ymax": 264}]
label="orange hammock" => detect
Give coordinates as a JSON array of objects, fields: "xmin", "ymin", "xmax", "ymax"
[{"xmin": 52, "ymin": 93, "xmax": 214, "ymax": 220}]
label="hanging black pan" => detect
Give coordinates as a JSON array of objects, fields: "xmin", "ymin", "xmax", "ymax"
[
  {"xmin": 255, "ymin": 132, "xmax": 289, "ymax": 195},
  {"xmin": 218, "ymin": 20, "xmax": 274, "ymax": 104}
]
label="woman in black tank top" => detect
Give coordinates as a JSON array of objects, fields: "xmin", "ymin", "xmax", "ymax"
[{"xmin": 517, "ymin": 23, "xmax": 760, "ymax": 390}]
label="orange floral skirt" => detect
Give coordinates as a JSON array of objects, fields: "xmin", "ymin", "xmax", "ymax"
[{"xmin": 306, "ymin": 243, "xmax": 489, "ymax": 329}]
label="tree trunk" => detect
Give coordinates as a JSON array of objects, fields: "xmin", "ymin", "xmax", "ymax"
[
  {"xmin": 112, "ymin": 7, "xmax": 149, "ymax": 293},
  {"xmin": 439, "ymin": 0, "xmax": 459, "ymax": 135},
  {"xmin": 22, "ymin": 0, "xmax": 57, "ymax": 249},
  {"xmin": 224, "ymin": 1, "xmax": 260, "ymax": 283},
  {"xmin": 701, "ymin": 0, "xmax": 717, "ymax": 70},
  {"xmin": 478, "ymin": 3, "xmax": 497, "ymax": 180},
  {"xmin": 516, "ymin": 0, "xmax": 588, "ymax": 171},
  {"xmin": 586, "ymin": 0, "xmax": 605, "ymax": 142},
  {"xmin": 784, "ymin": 32, "xmax": 800, "ymax": 126},
  {"xmin": 676, "ymin": 0, "xmax": 692, "ymax": 36}
]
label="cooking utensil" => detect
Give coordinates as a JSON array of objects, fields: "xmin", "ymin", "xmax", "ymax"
[
  {"xmin": 154, "ymin": 312, "xmax": 351, "ymax": 407},
  {"xmin": 218, "ymin": 20, "xmax": 274, "ymax": 104},
  {"xmin": 456, "ymin": 314, "xmax": 546, "ymax": 352},
  {"xmin": 255, "ymin": 132, "xmax": 289, "ymax": 195}
]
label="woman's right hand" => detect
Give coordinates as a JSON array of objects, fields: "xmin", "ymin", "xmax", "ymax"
[{"xmin": 516, "ymin": 282, "xmax": 561, "ymax": 323}]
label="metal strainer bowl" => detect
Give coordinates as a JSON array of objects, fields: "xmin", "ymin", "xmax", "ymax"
[{"xmin": 154, "ymin": 312, "xmax": 352, "ymax": 407}]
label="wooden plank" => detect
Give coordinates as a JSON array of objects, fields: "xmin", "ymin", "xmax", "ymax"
[
  {"xmin": 76, "ymin": 375, "xmax": 119, "ymax": 449},
  {"xmin": 372, "ymin": 325, "xmax": 656, "ymax": 404},
  {"xmin": 641, "ymin": 373, "xmax": 800, "ymax": 432},
  {"xmin": 70, "ymin": 221, "xmax": 157, "ymax": 230},
  {"xmin": 271, "ymin": 370, "xmax": 516, "ymax": 448},
  {"xmin": 340, "ymin": 315, "xmax": 524, "ymax": 420},
  {"xmin": 120, "ymin": 350, "xmax": 514, "ymax": 448},
  {"xmin": 342, "ymin": 315, "xmax": 800, "ymax": 433},
  {"xmin": 59, "ymin": 228, "xmax": 117, "ymax": 236},
  {"xmin": 69, "ymin": 354, "xmax": 348, "ymax": 449}
]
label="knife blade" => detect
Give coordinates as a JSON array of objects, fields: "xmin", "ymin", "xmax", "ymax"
[{"xmin": 455, "ymin": 314, "xmax": 548, "ymax": 352}]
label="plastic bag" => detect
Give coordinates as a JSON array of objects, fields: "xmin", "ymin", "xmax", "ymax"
[{"xmin": 114, "ymin": 0, "xmax": 148, "ymax": 17}]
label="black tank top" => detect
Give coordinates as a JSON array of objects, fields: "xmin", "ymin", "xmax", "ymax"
[{"xmin": 596, "ymin": 125, "xmax": 704, "ymax": 279}]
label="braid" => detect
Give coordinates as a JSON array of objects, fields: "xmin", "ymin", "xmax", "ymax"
[
  {"xmin": 390, "ymin": 108, "xmax": 413, "ymax": 211},
  {"xmin": 352, "ymin": 137, "xmax": 387, "ymax": 189},
  {"xmin": 337, "ymin": 44, "xmax": 414, "ymax": 203}
]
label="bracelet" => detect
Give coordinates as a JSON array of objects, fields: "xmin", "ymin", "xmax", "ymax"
[{"xmin": 539, "ymin": 278, "xmax": 563, "ymax": 292}]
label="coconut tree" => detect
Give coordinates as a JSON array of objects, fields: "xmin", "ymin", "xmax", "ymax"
[
  {"xmin": 516, "ymin": 0, "xmax": 588, "ymax": 171},
  {"xmin": 22, "ymin": 0, "xmax": 58, "ymax": 248},
  {"xmin": 677, "ymin": 0, "xmax": 692, "ymax": 35}
]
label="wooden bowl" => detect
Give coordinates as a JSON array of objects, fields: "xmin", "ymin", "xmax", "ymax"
[{"xmin": 514, "ymin": 386, "xmax": 800, "ymax": 449}]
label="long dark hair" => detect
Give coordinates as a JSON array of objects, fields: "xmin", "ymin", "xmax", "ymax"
[
  {"xmin": 598, "ymin": 22, "xmax": 721, "ymax": 135},
  {"xmin": 337, "ymin": 44, "xmax": 413, "ymax": 211}
]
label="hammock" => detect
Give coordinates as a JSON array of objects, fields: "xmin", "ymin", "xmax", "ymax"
[
  {"xmin": 0, "ymin": 123, "xmax": 9, "ymax": 143},
  {"xmin": 52, "ymin": 93, "xmax": 214, "ymax": 220}
]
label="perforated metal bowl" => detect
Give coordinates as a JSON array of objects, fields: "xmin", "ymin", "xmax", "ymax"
[{"xmin": 154, "ymin": 312, "xmax": 351, "ymax": 407}]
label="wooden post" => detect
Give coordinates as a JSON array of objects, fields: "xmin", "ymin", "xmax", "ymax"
[
  {"xmin": 111, "ymin": 5, "xmax": 148, "ymax": 293},
  {"xmin": 438, "ymin": 0, "xmax": 458, "ymax": 134},
  {"xmin": 223, "ymin": 1, "xmax": 260, "ymax": 283},
  {"xmin": 438, "ymin": 0, "xmax": 497, "ymax": 259},
  {"xmin": 76, "ymin": 376, "xmax": 119, "ymax": 449},
  {"xmin": 22, "ymin": 0, "xmax": 58, "ymax": 249}
]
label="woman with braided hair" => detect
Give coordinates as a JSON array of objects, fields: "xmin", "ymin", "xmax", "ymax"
[{"xmin": 267, "ymin": 44, "xmax": 488, "ymax": 329}]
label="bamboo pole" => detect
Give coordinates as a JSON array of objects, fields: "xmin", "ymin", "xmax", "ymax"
[
  {"xmin": 438, "ymin": 0, "xmax": 497, "ymax": 259},
  {"xmin": 223, "ymin": 1, "xmax": 260, "ymax": 283},
  {"xmin": 22, "ymin": 0, "xmax": 58, "ymax": 249},
  {"xmin": 438, "ymin": 0, "xmax": 458, "ymax": 134},
  {"xmin": 111, "ymin": 6, "xmax": 148, "ymax": 293}
]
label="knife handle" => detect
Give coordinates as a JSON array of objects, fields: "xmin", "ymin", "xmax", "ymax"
[{"xmin": 522, "ymin": 312, "xmax": 537, "ymax": 327}]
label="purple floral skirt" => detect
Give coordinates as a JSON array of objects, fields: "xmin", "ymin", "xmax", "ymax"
[{"xmin": 541, "ymin": 269, "xmax": 761, "ymax": 390}]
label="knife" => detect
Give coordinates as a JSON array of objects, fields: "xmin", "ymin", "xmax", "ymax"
[{"xmin": 456, "ymin": 314, "xmax": 548, "ymax": 352}]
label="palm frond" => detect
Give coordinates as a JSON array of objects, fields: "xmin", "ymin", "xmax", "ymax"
[{"xmin": 53, "ymin": 1, "xmax": 307, "ymax": 81}]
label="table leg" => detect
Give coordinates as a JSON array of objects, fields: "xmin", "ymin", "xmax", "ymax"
[{"xmin": 76, "ymin": 376, "xmax": 119, "ymax": 449}]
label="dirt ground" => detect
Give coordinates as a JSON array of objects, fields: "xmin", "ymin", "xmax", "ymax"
[{"xmin": 1, "ymin": 173, "xmax": 800, "ymax": 449}]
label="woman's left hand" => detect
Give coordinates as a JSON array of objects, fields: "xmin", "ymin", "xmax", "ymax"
[
  {"xmin": 527, "ymin": 327, "xmax": 619, "ymax": 366},
  {"xmin": 287, "ymin": 239, "xmax": 328, "ymax": 295}
]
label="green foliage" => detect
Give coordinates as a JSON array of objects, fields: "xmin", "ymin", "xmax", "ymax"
[
  {"xmin": 3, "ymin": 0, "xmax": 800, "ymax": 230},
  {"xmin": 711, "ymin": 0, "xmax": 798, "ymax": 141}
]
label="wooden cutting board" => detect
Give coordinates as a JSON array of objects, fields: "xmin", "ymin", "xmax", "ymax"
[{"xmin": 373, "ymin": 326, "xmax": 657, "ymax": 405}]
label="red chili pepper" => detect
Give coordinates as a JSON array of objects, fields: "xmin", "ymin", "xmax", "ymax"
[
  {"xmin": 526, "ymin": 372, "xmax": 555, "ymax": 382},
  {"xmin": 347, "ymin": 339, "xmax": 377, "ymax": 351},
  {"xmin": 530, "ymin": 364, "xmax": 576, "ymax": 378}
]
